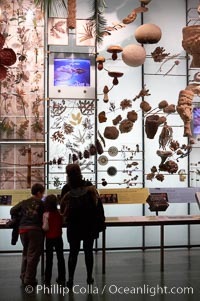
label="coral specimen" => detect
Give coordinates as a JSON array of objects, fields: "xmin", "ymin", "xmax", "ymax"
[
  {"xmin": 120, "ymin": 99, "xmax": 132, "ymax": 110},
  {"xmin": 98, "ymin": 111, "xmax": 107, "ymax": 123},
  {"xmin": 112, "ymin": 115, "xmax": 122, "ymax": 125},
  {"xmin": 140, "ymin": 100, "xmax": 151, "ymax": 112},
  {"xmin": 158, "ymin": 100, "xmax": 168, "ymax": 109},
  {"xmin": 104, "ymin": 126, "xmax": 119, "ymax": 140},
  {"xmin": 127, "ymin": 110, "xmax": 138, "ymax": 122},
  {"xmin": 119, "ymin": 119, "xmax": 134, "ymax": 133},
  {"xmin": 163, "ymin": 104, "xmax": 176, "ymax": 114}
]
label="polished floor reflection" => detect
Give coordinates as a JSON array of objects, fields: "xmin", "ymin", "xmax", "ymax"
[{"xmin": 0, "ymin": 249, "xmax": 200, "ymax": 301}]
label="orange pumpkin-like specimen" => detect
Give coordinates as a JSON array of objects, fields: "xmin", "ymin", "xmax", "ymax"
[{"xmin": 0, "ymin": 48, "xmax": 17, "ymax": 66}]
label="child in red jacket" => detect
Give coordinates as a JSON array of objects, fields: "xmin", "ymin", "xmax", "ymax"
[{"xmin": 43, "ymin": 194, "xmax": 66, "ymax": 286}]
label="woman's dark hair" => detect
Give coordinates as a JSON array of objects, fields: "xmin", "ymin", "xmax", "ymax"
[
  {"xmin": 66, "ymin": 164, "xmax": 82, "ymax": 188},
  {"xmin": 31, "ymin": 183, "xmax": 45, "ymax": 196},
  {"xmin": 44, "ymin": 194, "xmax": 58, "ymax": 211}
]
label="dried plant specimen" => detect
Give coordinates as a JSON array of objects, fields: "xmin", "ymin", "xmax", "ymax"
[
  {"xmin": 16, "ymin": 120, "xmax": 29, "ymax": 138},
  {"xmin": 82, "ymin": 118, "xmax": 93, "ymax": 130},
  {"xmin": 146, "ymin": 172, "xmax": 155, "ymax": 181},
  {"xmin": 159, "ymin": 122, "xmax": 173, "ymax": 149},
  {"xmin": 163, "ymin": 160, "xmax": 179, "ymax": 174},
  {"xmin": 51, "ymin": 100, "xmax": 67, "ymax": 117},
  {"xmin": 122, "ymin": 10, "xmax": 137, "ymax": 24},
  {"xmin": 69, "ymin": 112, "xmax": 82, "ymax": 126},
  {"xmin": 49, "ymin": 20, "xmax": 67, "ymax": 39},
  {"xmin": 63, "ymin": 123, "xmax": 74, "ymax": 134},
  {"xmin": 133, "ymin": 86, "xmax": 151, "ymax": 101},
  {"xmin": 164, "ymin": 60, "xmax": 180, "ymax": 76},
  {"xmin": 51, "ymin": 131, "xmax": 65, "ymax": 143},
  {"xmin": 120, "ymin": 99, "xmax": 132, "ymax": 110},
  {"xmin": 103, "ymin": 22, "xmax": 126, "ymax": 36},
  {"xmin": 151, "ymin": 47, "xmax": 170, "ymax": 62},
  {"xmin": 78, "ymin": 100, "xmax": 95, "ymax": 115},
  {"xmin": 169, "ymin": 140, "xmax": 180, "ymax": 151},
  {"xmin": 156, "ymin": 53, "xmax": 180, "ymax": 73},
  {"xmin": 31, "ymin": 118, "xmax": 43, "ymax": 134},
  {"xmin": 78, "ymin": 20, "xmax": 94, "ymax": 42},
  {"xmin": 122, "ymin": 6, "xmax": 148, "ymax": 24},
  {"xmin": 155, "ymin": 174, "xmax": 165, "ymax": 182}
]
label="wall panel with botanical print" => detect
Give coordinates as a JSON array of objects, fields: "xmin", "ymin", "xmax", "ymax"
[
  {"xmin": 48, "ymin": 98, "xmax": 96, "ymax": 189},
  {"xmin": 0, "ymin": 0, "xmax": 45, "ymax": 189}
]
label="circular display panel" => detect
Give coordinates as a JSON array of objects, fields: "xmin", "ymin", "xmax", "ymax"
[
  {"xmin": 108, "ymin": 146, "xmax": 118, "ymax": 157},
  {"xmin": 98, "ymin": 155, "xmax": 108, "ymax": 166},
  {"xmin": 107, "ymin": 166, "xmax": 117, "ymax": 176}
]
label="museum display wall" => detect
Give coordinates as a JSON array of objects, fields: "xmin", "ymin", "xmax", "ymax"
[{"xmin": 0, "ymin": 0, "xmax": 200, "ymax": 251}]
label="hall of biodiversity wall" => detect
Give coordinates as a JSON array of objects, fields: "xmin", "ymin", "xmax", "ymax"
[{"xmin": 0, "ymin": 0, "xmax": 200, "ymax": 251}]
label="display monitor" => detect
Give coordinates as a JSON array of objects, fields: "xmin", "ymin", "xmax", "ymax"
[
  {"xmin": 193, "ymin": 107, "xmax": 200, "ymax": 135},
  {"xmin": 49, "ymin": 52, "xmax": 95, "ymax": 99}
]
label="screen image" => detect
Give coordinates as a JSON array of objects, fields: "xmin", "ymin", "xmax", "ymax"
[
  {"xmin": 54, "ymin": 58, "xmax": 90, "ymax": 87},
  {"xmin": 0, "ymin": 195, "xmax": 12, "ymax": 205},
  {"xmin": 193, "ymin": 107, "xmax": 200, "ymax": 135}
]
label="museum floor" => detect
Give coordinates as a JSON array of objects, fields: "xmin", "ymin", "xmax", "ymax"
[{"xmin": 0, "ymin": 249, "xmax": 200, "ymax": 301}]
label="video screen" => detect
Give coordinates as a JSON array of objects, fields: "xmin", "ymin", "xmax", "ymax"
[
  {"xmin": 193, "ymin": 107, "xmax": 200, "ymax": 135},
  {"xmin": 0, "ymin": 195, "xmax": 12, "ymax": 205},
  {"xmin": 54, "ymin": 58, "xmax": 90, "ymax": 87}
]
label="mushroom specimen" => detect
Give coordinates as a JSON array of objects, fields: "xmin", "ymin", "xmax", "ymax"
[
  {"xmin": 103, "ymin": 85, "xmax": 109, "ymax": 102},
  {"xmin": 135, "ymin": 23, "xmax": 162, "ymax": 44},
  {"xmin": 96, "ymin": 56, "xmax": 105, "ymax": 70},
  {"xmin": 107, "ymin": 45, "xmax": 123, "ymax": 60},
  {"xmin": 108, "ymin": 71, "xmax": 123, "ymax": 85}
]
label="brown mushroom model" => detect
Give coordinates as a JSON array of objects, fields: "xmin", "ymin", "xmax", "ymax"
[
  {"xmin": 108, "ymin": 71, "xmax": 123, "ymax": 85},
  {"xmin": 135, "ymin": 23, "xmax": 162, "ymax": 44},
  {"xmin": 103, "ymin": 85, "xmax": 109, "ymax": 103},
  {"xmin": 96, "ymin": 56, "xmax": 105, "ymax": 70},
  {"xmin": 107, "ymin": 45, "xmax": 123, "ymax": 60},
  {"xmin": 140, "ymin": 0, "xmax": 152, "ymax": 4}
]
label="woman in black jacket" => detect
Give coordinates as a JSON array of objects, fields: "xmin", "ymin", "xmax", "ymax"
[{"xmin": 60, "ymin": 164, "xmax": 105, "ymax": 289}]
